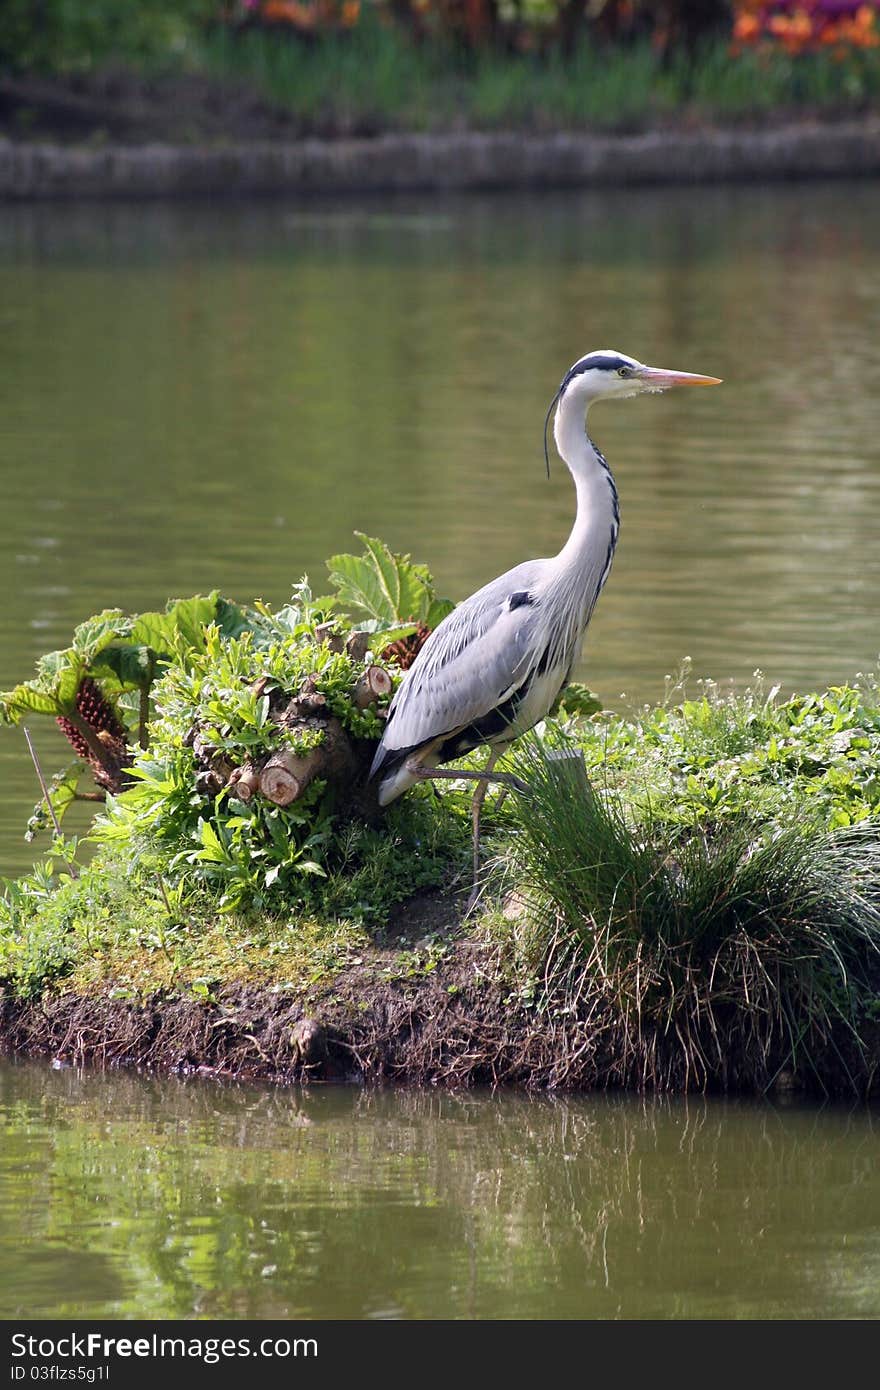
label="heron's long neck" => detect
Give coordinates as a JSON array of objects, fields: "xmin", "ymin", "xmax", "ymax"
[{"xmin": 553, "ymin": 397, "xmax": 620, "ymax": 586}]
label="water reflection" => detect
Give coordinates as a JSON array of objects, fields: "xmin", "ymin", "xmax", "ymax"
[
  {"xmin": 2, "ymin": 184, "xmax": 880, "ymax": 875},
  {"xmin": 1, "ymin": 1061, "xmax": 878, "ymax": 1319}
]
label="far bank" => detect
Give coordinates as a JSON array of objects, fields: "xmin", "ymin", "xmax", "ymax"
[{"xmin": 2, "ymin": 120, "xmax": 880, "ymax": 200}]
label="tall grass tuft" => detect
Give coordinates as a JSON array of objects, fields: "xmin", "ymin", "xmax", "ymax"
[{"xmin": 499, "ymin": 737, "xmax": 880, "ymax": 1095}]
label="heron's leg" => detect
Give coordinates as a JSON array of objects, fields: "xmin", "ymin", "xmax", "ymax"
[
  {"xmin": 406, "ymin": 752, "xmax": 522, "ymax": 915},
  {"xmin": 466, "ymin": 748, "xmax": 501, "ymax": 914}
]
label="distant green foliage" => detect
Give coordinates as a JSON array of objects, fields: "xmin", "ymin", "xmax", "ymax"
[
  {"xmin": 195, "ymin": 22, "xmax": 880, "ymax": 134},
  {"xmin": 0, "ymin": 0, "xmax": 214, "ymax": 72},
  {"xmin": 5, "ymin": 6, "xmax": 877, "ymax": 133}
]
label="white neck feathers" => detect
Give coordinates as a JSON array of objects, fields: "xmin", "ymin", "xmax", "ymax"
[{"xmin": 552, "ymin": 390, "xmax": 620, "ymax": 573}]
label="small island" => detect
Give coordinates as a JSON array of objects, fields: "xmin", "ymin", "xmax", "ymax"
[{"xmin": 2, "ymin": 534, "xmax": 878, "ymax": 1100}]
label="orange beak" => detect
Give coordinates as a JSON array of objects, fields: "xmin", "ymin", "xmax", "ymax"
[{"xmin": 635, "ymin": 366, "xmax": 723, "ymax": 388}]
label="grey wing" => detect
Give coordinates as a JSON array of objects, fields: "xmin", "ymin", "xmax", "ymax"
[{"xmin": 371, "ymin": 562, "xmax": 546, "ymax": 775}]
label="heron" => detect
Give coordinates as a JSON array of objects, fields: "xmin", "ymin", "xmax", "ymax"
[{"xmin": 370, "ymin": 349, "xmax": 722, "ymax": 907}]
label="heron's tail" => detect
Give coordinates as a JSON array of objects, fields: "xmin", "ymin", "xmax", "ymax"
[
  {"xmin": 376, "ymin": 762, "xmax": 419, "ymax": 807},
  {"xmin": 371, "ymin": 741, "xmax": 439, "ymax": 806}
]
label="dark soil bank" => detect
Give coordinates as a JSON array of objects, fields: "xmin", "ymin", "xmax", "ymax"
[
  {"xmin": 3, "ymin": 120, "xmax": 880, "ymax": 199},
  {"xmin": 2, "ymin": 905, "xmax": 876, "ymax": 1098},
  {"xmin": 0, "ymin": 936, "xmax": 619, "ymax": 1092}
]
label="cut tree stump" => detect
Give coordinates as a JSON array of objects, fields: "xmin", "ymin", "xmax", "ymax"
[
  {"xmin": 258, "ymin": 749, "xmax": 324, "ymax": 806},
  {"xmin": 227, "ymin": 764, "xmax": 261, "ymax": 802},
  {"xmin": 188, "ymin": 653, "xmax": 400, "ymax": 820},
  {"xmin": 345, "ymin": 631, "xmax": 369, "ymax": 663},
  {"xmin": 353, "ymin": 665, "xmax": 393, "ymax": 709}
]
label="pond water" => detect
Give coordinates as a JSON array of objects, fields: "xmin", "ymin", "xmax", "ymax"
[
  {"xmin": 1, "ymin": 1059, "xmax": 878, "ymax": 1320},
  {"xmin": 2, "ymin": 182, "xmax": 880, "ymax": 874}
]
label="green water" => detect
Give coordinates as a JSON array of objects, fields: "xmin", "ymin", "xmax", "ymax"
[
  {"xmin": 1, "ymin": 1059, "xmax": 878, "ymax": 1320},
  {"xmin": 2, "ymin": 184, "xmax": 880, "ymax": 873}
]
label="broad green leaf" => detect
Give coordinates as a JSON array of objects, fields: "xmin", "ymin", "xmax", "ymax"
[
  {"xmin": 1, "ymin": 593, "xmax": 251, "ymax": 729},
  {"xmin": 327, "ymin": 532, "xmax": 452, "ymax": 632},
  {"xmin": 71, "ymin": 609, "xmax": 129, "ymax": 661},
  {"xmin": 0, "ymin": 648, "xmax": 88, "ymax": 723},
  {"xmin": 37, "ymin": 650, "xmax": 87, "ymax": 711},
  {"xmin": 0, "ymin": 681, "xmax": 66, "ymax": 723},
  {"xmin": 91, "ymin": 643, "xmax": 158, "ymax": 692},
  {"xmin": 196, "ymin": 819, "xmax": 228, "ymax": 863},
  {"xmin": 130, "ymin": 594, "xmax": 222, "ymax": 657},
  {"xmin": 358, "ymin": 532, "xmax": 431, "ymax": 624},
  {"xmin": 425, "ymin": 597, "xmax": 455, "ymax": 629},
  {"xmin": 557, "ymin": 683, "xmax": 603, "ymax": 720},
  {"xmin": 214, "ymin": 596, "xmax": 252, "ymax": 641}
]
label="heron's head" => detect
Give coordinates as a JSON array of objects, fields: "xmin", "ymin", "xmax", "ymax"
[
  {"xmin": 556, "ymin": 349, "xmax": 722, "ymax": 406},
  {"xmin": 544, "ymin": 349, "xmax": 721, "ymax": 475}
]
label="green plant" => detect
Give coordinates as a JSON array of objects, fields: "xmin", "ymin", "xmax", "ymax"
[
  {"xmin": 568, "ymin": 668, "xmax": 880, "ymax": 834},
  {"xmin": 0, "ymin": 594, "xmax": 250, "ymax": 825},
  {"xmin": 500, "ymin": 734, "xmax": 880, "ymax": 1093},
  {"xmin": 326, "ymin": 532, "xmax": 454, "ymax": 640},
  {"xmin": 0, "ymin": 0, "xmax": 214, "ymax": 73},
  {"xmin": 3, "ymin": 537, "xmax": 459, "ymax": 919},
  {"xmin": 78, "ymin": 540, "xmax": 461, "ymax": 916}
]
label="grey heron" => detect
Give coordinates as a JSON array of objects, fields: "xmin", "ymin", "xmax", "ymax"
[{"xmin": 370, "ymin": 349, "xmax": 722, "ymax": 905}]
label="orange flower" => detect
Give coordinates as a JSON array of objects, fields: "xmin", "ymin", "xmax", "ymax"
[
  {"xmin": 262, "ymin": 0, "xmax": 316, "ymax": 28},
  {"xmin": 733, "ymin": 13, "xmax": 762, "ymax": 40},
  {"xmin": 732, "ymin": 1, "xmax": 879, "ymax": 53}
]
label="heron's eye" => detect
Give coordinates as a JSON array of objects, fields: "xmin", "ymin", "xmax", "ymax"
[{"xmin": 617, "ymin": 366, "xmax": 631, "ymax": 378}]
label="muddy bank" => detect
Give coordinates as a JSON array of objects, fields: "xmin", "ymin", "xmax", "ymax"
[
  {"xmin": 2, "ymin": 120, "xmax": 880, "ymax": 200},
  {"xmin": 1, "ymin": 927, "xmax": 874, "ymax": 1098},
  {"xmin": 0, "ymin": 936, "xmax": 616, "ymax": 1093}
]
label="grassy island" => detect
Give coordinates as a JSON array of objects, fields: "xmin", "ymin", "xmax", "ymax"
[{"xmin": 1, "ymin": 537, "xmax": 879, "ymax": 1099}]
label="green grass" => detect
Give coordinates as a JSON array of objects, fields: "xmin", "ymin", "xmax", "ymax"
[
  {"xmin": 0, "ymin": 787, "xmax": 470, "ymax": 1003},
  {"xmin": 571, "ymin": 667, "xmax": 880, "ymax": 832},
  {"xmin": 5, "ymin": 6, "xmax": 880, "ymax": 136},
  {"xmin": 194, "ymin": 25, "xmax": 880, "ymax": 133},
  {"xmin": 495, "ymin": 730, "xmax": 880, "ymax": 1094}
]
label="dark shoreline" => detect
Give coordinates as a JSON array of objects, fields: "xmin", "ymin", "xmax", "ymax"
[
  {"xmin": 0, "ymin": 935, "xmax": 610, "ymax": 1094},
  {"xmin": 2, "ymin": 928, "xmax": 876, "ymax": 1099},
  {"xmin": 3, "ymin": 119, "xmax": 880, "ymax": 200}
]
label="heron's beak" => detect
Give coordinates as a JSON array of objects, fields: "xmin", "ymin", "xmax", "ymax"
[{"xmin": 636, "ymin": 366, "xmax": 723, "ymax": 389}]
